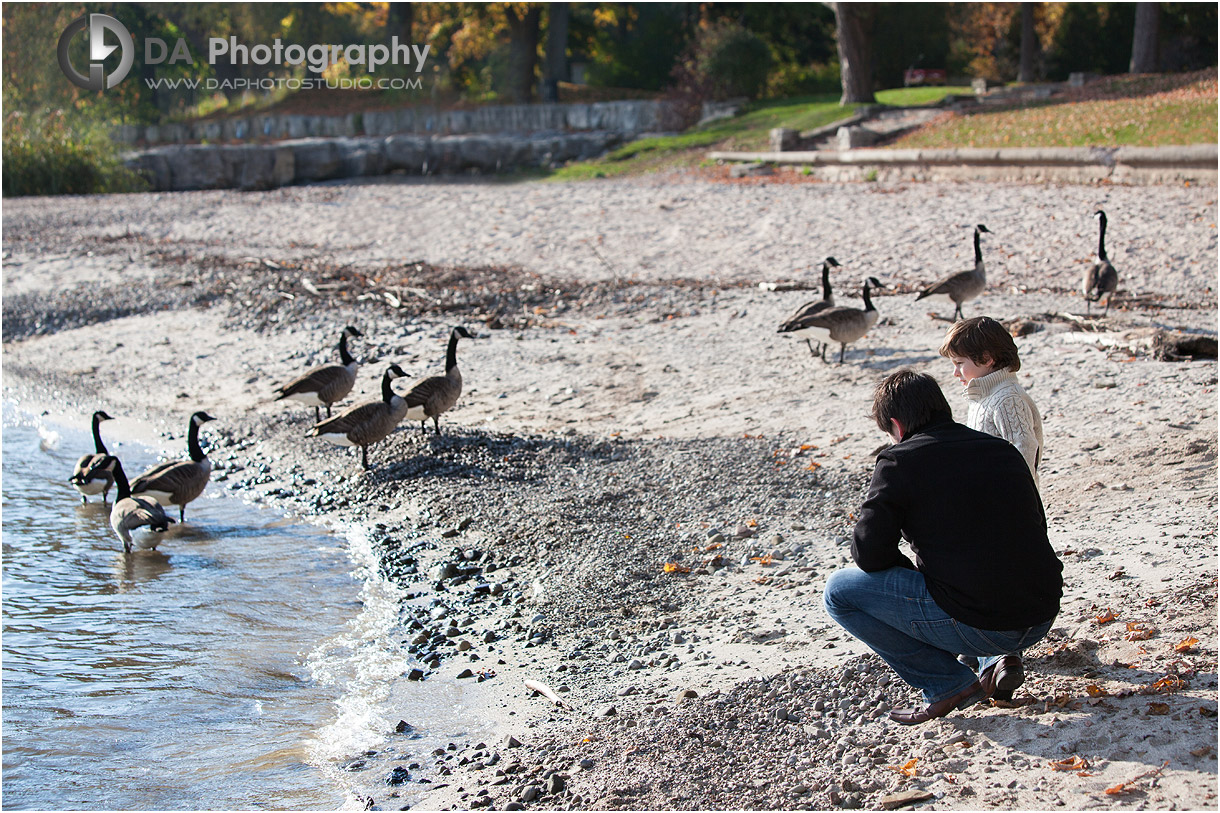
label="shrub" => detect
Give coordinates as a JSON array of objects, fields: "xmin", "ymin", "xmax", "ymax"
[
  {"xmin": 765, "ymin": 62, "xmax": 841, "ymax": 98},
  {"xmin": 698, "ymin": 23, "xmax": 774, "ymax": 100},
  {"xmin": 3, "ymin": 110, "xmax": 146, "ymax": 197}
]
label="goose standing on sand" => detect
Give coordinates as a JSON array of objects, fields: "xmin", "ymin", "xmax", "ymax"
[
  {"xmin": 273, "ymin": 326, "xmax": 363, "ymax": 421},
  {"xmin": 69, "ymin": 410, "xmax": 116, "ymax": 503},
  {"xmin": 777, "ymin": 257, "xmax": 840, "ymax": 357},
  {"xmin": 1083, "ymin": 210, "xmax": 1119, "ymax": 316},
  {"xmin": 794, "ymin": 277, "xmax": 886, "ymax": 364},
  {"xmin": 128, "ymin": 411, "xmax": 216, "ymax": 522},
  {"xmin": 88, "ymin": 455, "xmax": 176, "ymax": 553},
  {"xmin": 307, "ymin": 363, "xmax": 410, "ymax": 469},
  {"xmin": 915, "ymin": 224, "xmax": 992, "ymax": 321},
  {"xmin": 404, "ymin": 326, "xmax": 478, "ymax": 435}
]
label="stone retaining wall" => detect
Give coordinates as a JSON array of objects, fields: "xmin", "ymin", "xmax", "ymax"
[
  {"xmin": 707, "ymin": 145, "xmax": 1218, "ymax": 186},
  {"xmin": 114, "ymin": 99, "xmax": 682, "ymax": 145},
  {"xmin": 125, "ymin": 131, "xmax": 625, "ymax": 191}
]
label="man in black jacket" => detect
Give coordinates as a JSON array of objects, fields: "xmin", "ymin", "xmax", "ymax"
[{"xmin": 823, "ymin": 369, "xmax": 1062, "ymax": 724}]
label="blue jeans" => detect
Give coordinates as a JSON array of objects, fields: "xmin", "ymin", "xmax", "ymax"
[{"xmin": 823, "ymin": 566, "xmax": 1054, "ymax": 705}]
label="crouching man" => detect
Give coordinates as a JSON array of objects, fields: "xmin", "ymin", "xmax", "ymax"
[{"xmin": 824, "ymin": 369, "xmax": 1062, "ymax": 724}]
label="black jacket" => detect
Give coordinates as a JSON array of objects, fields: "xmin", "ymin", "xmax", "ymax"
[{"xmin": 851, "ymin": 417, "xmax": 1062, "ymax": 630}]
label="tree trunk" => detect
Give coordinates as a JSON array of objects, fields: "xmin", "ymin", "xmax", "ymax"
[
  {"xmin": 505, "ymin": 4, "xmax": 542, "ymax": 104},
  {"xmin": 1018, "ymin": 3, "xmax": 1038, "ymax": 83},
  {"xmin": 834, "ymin": 3, "xmax": 875, "ymax": 105},
  {"xmin": 541, "ymin": 2, "xmax": 569, "ymax": 103},
  {"xmin": 387, "ymin": 2, "xmax": 413, "ymax": 44},
  {"xmin": 1129, "ymin": 2, "xmax": 1160, "ymax": 74}
]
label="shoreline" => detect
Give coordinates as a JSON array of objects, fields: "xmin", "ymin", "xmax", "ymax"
[{"xmin": 2, "ymin": 173, "xmax": 1216, "ymax": 810}]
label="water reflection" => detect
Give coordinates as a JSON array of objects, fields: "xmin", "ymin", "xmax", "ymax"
[{"xmin": 2, "ymin": 411, "xmax": 357, "ymax": 810}]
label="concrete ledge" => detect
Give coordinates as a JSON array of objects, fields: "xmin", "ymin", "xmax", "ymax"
[{"xmin": 707, "ymin": 144, "xmax": 1217, "ymax": 185}]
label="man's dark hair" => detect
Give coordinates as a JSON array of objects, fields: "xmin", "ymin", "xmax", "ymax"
[{"xmin": 871, "ymin": 369, "xmax": 953, "ymax": 436}]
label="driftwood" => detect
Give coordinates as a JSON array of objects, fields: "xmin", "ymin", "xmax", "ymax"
[{"xmin": 524, "ymin": 678, "xmax": 569, "ymax": 707}]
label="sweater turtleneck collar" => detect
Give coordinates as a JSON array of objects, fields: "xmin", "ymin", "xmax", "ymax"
[{"xmin": 964, "ymin": 368, "xmax": 1017, "ymax": 401}]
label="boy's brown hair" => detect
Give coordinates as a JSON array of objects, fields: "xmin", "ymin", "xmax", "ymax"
[{"xmin": 938, "ymin": 316, "xmax": 1021, "ymax": 372}]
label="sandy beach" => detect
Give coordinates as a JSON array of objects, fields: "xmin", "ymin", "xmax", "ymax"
[{"xmin": 2, "ymin": 171, "xmax": 1216, "ymax": 810}]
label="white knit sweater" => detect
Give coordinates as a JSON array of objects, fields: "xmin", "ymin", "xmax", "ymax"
[{"xmin": 963, "ymin": 369, "xmax": 1044, "ymax": 484}]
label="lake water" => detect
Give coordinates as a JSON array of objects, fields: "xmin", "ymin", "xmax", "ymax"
[{"xmin": 0, "ymin": 408, "xmax": 448, "ymax": 810}]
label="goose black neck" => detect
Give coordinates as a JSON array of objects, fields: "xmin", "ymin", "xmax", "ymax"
[
  {"xmin": 112, "ymin": 460, "xmax": 131, "ymax": 500},
  {"xmin": 862, "ymin": 282, "xmax": 875, "ymax": 311},
  {"xmin": 382, "ymin": 371, "xmax": 396, "ymax": 403},
  {"xmin": 338, "ymin": 331, "xmax": 356, "ymax": 365},
  {"xmin": 91, "ymin": 413, "xmax": 109, "ymax": 454},
  {"xmin": 973, "ymin": 229, "xmax": 984, "ymax": 264},
  {"xmin": 821, "ymin": 264, "xmax": 833, "ymax": 299},
  {"xmin": 1097, "ymin": 213, "xmax": 1108, "ymax": 261},
  {"xmin": 446, "ymin": 330, "xmax": 460, "ymax": 372},
  {"xmin": 187, "ymin": 417, "xmax": 206, "ymax": 463}
]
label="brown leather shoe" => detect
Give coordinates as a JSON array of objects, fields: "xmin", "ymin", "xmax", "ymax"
[
  {"xmin": 888, "ymin": 681, "xmax": 987, "ymax": 725},
  {"xmin": 979, "ymin": 655, "xmax": 1025, "ymax": 701}
]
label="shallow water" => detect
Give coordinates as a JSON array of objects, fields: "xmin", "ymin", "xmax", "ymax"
[{"xmin": 1, "ymin": 410, "xmax": 373, "ymax": 810}]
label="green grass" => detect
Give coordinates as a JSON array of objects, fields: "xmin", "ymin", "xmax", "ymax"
[
  {"xmin": 546, "ymin": 93, "xmax": 854, "ymax": 181},
  {"xmin": 875, "ymin": 86, "xmax": 974, "ymax": 106}
]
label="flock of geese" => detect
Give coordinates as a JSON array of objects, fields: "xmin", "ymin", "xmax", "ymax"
[
  {"xmin": 69, "ymin": 325, "xmax": 478, "ymax": 553},
  {"xmin": 68, "ymin": 211, "xmax": 1119, "ymax": 553},
  {"xmin": 777, "ymin": 210, "xmax": 1120, "ymax": 361}
]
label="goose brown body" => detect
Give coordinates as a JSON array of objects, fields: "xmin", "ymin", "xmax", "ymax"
[
  {"xmin": 128, "ymin": 411, "xmax": 216, "ymax": 522},
  {"xmin": 89, "ymin": 455, "xmax": 176, "ymax": 553},
  {"xmin": 69, "ymin": 410, "xmax": 115, "ymax": 503},
  {"xmin": 1083, "ymin": 210, "xmax": 1119, "ymax": 316},
  {"xmin": 307, "ymin": 364, "xmax": 410, "ymax": 469},
  {"xmin": 404, "ymin": 326, "xmax": 477, "ymax": 434},
  {"xmin": 274, "ymin": 326, "xmax": 362, "ymax": 421},
  {"xmin": 793, "ymin": 277, "xmax": 885, "ymax": 364},
  {"xmin": 915, "ymin": 224, "xmax": 991, "ymax": 321}
]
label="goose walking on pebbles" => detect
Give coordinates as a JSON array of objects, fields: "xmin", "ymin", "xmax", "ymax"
[
  {"xmin": 793, "ymin": 277, "xmax": 885, "ymax": 364},
  {"xmin": 69, "ymin": 410, "xmax": 116, "ymax": 503},
  {"xmin": 404, "ymin": 326, "xmax": 478, "ymax": 435},
  {"xmin": 274, "ymin": 326, "xmax": 363, "ymax": 421},
  {"xmin": 307, "ymin": 363, "xmax": 410, "ymax": 469},
  {"xmin": 915, "ymin": 224, "xmax": 992, "ymax": 321},
  {"xmin": 89, "ymin": 455, "xmax": 176, "ymax": 553},
  {"xmin": 1083, "ymin": 210, "xmax": 1119, "ymax": 316},
  {"xmin": 128, "ymin": 411, "xmax": 216, "ymax": 523},
  {"xmin": 777, "ymin": 257, "xmax": 840, "ymax": 357}
]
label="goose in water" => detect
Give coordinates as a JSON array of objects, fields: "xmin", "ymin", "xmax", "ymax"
[
  {"xmin": 307, "ymin": 363, "xmax": 410, "ymax": 469},
  {"xmin": 404, "ymin": 326, "xmax": 478, "ymax": 435},
  {"xmin": 274, "ymin": 325, "xmax": 363, "ymax": 421},
  {"xmin": 128, "ymin": 411, "xmax": 216, "ymax": 523},
  {"xmin": 794, "ymin": 277, "xmax": 885, "ymax": 364},
  {"xmin": 69, "ymin": 410, "xmax": 116, "ymax": 503},
  {"xmin": 915, "ymin": 224, "xmax": 992, "ymax": 321},
  {"xmin": 89, "ymin": 455, "xmax": 176, "ymax": 553},
  {"xmin": 1083, "ymin": 210, "xmax": 1119, "ymax": 316},
  {"xmin": 777, "ymin": 257, "xmax": 840, "ymax": 356}
]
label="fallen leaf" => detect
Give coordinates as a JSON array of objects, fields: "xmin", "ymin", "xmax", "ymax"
[
  {"xmin": 1085, "ymin": 684, "xmax": 1110, "ymax": 697},
  {"xmin": 1094, "ymin": 608, "xmax": 1118, "ymax": 625},
  {"xmin": 887, "ymin": 758, "xmax": 918, "ymax": 777},
  {"xmin": 1049, "ymin": 756, "xmax": 1090, "ymax": 771},
  {"xmin": 1174, "ymin": 637, "xmax": 1199, "ymax": 653},
  {"xmin": 1145, "ymin": 675, "xmax": 1188, "ymax": 694},
  {"xmin": 1147, "ymin": 702, "xmax": 1171, "ymax": 715},
  {"xmin": 663, "ymin": 562, "xmax": 690, "ymax": 574},
  {"xmin": 1125, "ymin": 622, "xmax": 1156, "ymax": 641},
  {"xmin": 1190, "ymin": 745, "xmax": 1213, "ymax": 757}
]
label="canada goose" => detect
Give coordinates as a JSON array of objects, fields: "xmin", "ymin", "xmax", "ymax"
[
  {"xmin": 307, "ymin": 363, "xmax": 410, "ymax": 469},
  {"xmin": 778, "ymin": 257, "xmax": 840, "ymax": 356},
  {"xmin": 796, "ymin": 277, "xmax": 886, "ymax": 364},
  {"xmin": 915, "ymin": 224, "xmax": 992, "ymax": 321},
  {"xmin": 129, "ymin": 411, "xmax": 216, "ymax": 522},
  {"xmin": 69, "ymin": 410, "xmax": 116, "ymax": 503},
  {"xmin": 1083, "ymin": 210, "xmax": 1119, "ymax": 316},
  {"xmin": 404, "ymin": 326, "xmax": 478, "ymax": 434},
  {"xmin": 274, "ymin": 326, "xmax": 363, "ymax": 421},
  {"xmin": 88, "ymin": 455, "xmax": 176, "ymax": 553}
]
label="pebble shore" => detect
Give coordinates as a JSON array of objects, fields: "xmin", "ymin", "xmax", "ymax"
[{"xmin": 2, "ymin": 172, "xmax": 1216, "ymax": 810}]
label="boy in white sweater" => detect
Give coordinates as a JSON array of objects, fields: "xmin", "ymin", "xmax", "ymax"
[{"xmin": 939, "ymin": 317, "xmax": 1044, "ymax": 484}]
